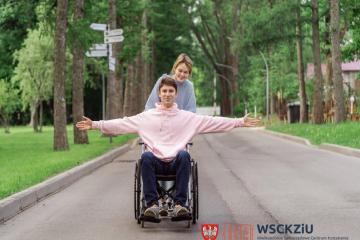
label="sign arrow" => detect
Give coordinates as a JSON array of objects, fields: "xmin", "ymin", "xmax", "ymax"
[
  {"xmin": 86, "ymin": 49, "xmax": 108, "ymax": 57},
  {"xmin": 107, "ymin": 29, "xmax": 123, "ymax": 37},
  {"xmin": 90, "ymin": 23, "xmax": 107, "ymax": 31},
  {"xmin": 105, "ymin": 35, "xmax": 124, "ymax": 44}
]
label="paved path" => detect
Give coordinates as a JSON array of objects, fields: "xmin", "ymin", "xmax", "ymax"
[{"xmin": 0, "ymin": 129, "xmax": 359, "ymax": 239}]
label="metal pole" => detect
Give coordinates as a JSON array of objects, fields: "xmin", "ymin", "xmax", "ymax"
[
  {"xmin": 259, "ymin": 51, "xmax": 269, "ymax": 120},
  {"xmin": 102, "ymin": 73, "xmax": 105, "ymax": 120},
  {"xmin": 213, "ymin": 70, "xmax": 217, "ymax": 116},
  {"xmin": 106, "ymin": 24, "xmax": 112, "ymax": 144}
]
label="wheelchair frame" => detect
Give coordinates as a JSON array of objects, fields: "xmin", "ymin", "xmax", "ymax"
[{"xmin": 134, "ymin": 143, "xmax": 199, "ymax": 228}]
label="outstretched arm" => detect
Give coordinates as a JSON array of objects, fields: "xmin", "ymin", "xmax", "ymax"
[
  {"xmin": 76, "ymin": 115, "xmax": 140, "ymax": 135},
  {"xmin": 195, "ymin": 113, "xmax": 260, "ymax": 134}
]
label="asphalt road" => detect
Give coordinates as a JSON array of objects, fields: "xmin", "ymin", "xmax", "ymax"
[{"xmin": 0, "ymin": 128, "xmax": 359, "ymax": 240}]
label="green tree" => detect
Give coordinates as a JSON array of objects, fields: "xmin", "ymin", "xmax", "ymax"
[{"xmin": 12, "ymin": 28, "xmax": 54, "ymax": 132}]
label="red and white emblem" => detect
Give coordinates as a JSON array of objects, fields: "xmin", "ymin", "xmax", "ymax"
[{"xmin": 201, "ymin": 224, "xmax": 219, "ymax": 240}]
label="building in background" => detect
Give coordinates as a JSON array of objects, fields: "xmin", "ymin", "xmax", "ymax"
[{"xmin": 306, "ymin": 61, "xmax": 360, "ymax": 93}]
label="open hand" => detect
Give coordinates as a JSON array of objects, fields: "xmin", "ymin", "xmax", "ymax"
[
  {"xmin": 76, "ymin": 116, "xmax": 92, "ymax": 130},
  {"xmin": 242, "ymin": 113, "xmax": 261, "ymax": 127}
]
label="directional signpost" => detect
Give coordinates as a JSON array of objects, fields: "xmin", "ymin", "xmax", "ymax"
[
  {"xmin": 87, "ymin": 23, "xmax": 125, "ymax": 70},
  {"xmin": 87, "ymin": 23, "xmax": 125, "ymax": 143}
]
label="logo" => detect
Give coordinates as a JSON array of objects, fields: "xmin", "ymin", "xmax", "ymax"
[{"xmin": 201, "ymin": 224, "xmax": 219, "ymax": 240}]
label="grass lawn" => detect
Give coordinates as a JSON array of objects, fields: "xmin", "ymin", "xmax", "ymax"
[
  {"xmin": 0, "ymin": 126, "xmax": 136, "ymax": 200},
  {"xmin": 267, "ymin": 121, "xmax": 360, "ymax": 149}
]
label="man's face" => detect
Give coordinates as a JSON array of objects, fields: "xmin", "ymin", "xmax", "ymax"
[{"xmin": 158, "ymin": 85, "xmax": 177, "ymax": 107}]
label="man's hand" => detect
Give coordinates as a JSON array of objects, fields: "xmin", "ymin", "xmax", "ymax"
[
  {"xmin": 242, "ymin": 113, "xmax": 261, "ymax": 127},
  {"xmin": 76, "ymin": 116, "xmax": 93, "ymax": 130}
]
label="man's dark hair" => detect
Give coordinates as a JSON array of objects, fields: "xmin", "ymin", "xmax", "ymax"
[{"xmin": 159, "ymin": 76, "xmax": 177, "ymax": 93}]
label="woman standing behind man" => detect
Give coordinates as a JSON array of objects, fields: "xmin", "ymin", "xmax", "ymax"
[{"xmin": 145, "ymin": 53, "xmax": 196, "ymax": 113}]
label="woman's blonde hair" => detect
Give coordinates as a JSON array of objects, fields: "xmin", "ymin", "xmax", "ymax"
[{"xmin": 170, "ymin": 53, "xmax": 193, "ymax": 76}]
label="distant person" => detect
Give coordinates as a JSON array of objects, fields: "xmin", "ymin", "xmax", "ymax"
[
  {"xmin": 145, "ymin": 53, "xmax": 196, "ymax": 113},
  {"xmin": 76, "ymin": 76, "xmax": 260, "ymax": 221}
]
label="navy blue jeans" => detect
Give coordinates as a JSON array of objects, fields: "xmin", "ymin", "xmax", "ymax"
[{"xmin": 141, "ymin": 150, "xmax": 191, "ymax": 207}]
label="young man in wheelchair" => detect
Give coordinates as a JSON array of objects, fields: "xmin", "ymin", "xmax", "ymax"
[{"xmin": 76, "ymin": 76, "xmax": 260, "ymax": 221}]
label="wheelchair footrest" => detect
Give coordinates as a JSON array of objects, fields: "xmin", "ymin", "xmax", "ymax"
[
  {"xmin": 171, "ymin": 214, "xmax": 192, "ymax": 222},
  {"xmin": 140, "ymin": 215, "xmax": 161, "ymax": 223}
]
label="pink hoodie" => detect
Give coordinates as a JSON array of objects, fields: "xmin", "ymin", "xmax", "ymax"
[{"xmin": 92, "ymin": 103, "xmax": 244, "ymax": 162}]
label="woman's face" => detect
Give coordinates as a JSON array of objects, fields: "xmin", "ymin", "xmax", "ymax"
[{"xmin": 174, "ymin": 63, "xmax": 190, "ymax": 83}]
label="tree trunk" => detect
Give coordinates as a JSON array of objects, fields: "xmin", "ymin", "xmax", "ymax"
[
  {"xmin": 39, "ymin": 101, "xmax": 43, "ymax": 132},
  {"xmin": 141, "ymin": 9, "xmax": 151, "ymax": 107},
  {"xmin": 324, "ymin": 11, "xmax": 333, "ymax": 116},
  {"xmin": 31, "ymin": 103, "xmax": 39, "ymax": 132},
  {"xmin": 223, "ymin": 38, "xmax": 234, "ymax": 116},
  {"xmin": 1, "ymin": 115, "xmax": 10, "ymax": 134},
  {"xmin": 230, "ymin": 0, "xmax": 240, "ymax": 109},
  {"xmin": 29, "ymin": 107, "xmax": 34, "ymax": 127},
  {"xmin": 218, "ymin": 70, "xmax": 232, "ymax": 116},
  {"xmin": 230, "ymin": 53, "xmax": 240, "ymax": 108},
  {"xmin": 330, "ymin": 0, "xmax": 346, "ymax": 122},
  {"xmin": 135, "ymin": 55, "xmax": 143, "ymax": 114},
  {"xmin": 72, "ymin": 0, "xmax": 88, "ymax": 144},
  {"xmin": 4, "ymin": 120, "xmax": 10, "ymax": 134},
  {"xmin": 271, "ymin": 94, "xmax": 276, "ymax": 115},
  {"xmin": 53, "ymin": 0, "xmax": 69, "ymax": 151},
  {"xmin": 311, "ymin": 0, "xmax": 324, "ymax": 124},
  {"xmin": 123, "ymin": 63, "xmax": 134, "ymax": 116},
  {"xmin": 107, "ymin": 0, "xmax": 121, "ymax": 119},
  {"xmin": 296, "ymin": 1, "xmax": 308, "ymax": 123},
  {"xmin": 116, "ymin": 61, "xmax": 124, "ymax": 117},
  {"xmin": 151, "ymin": 38, "xmax": 156, "ymax": 87},
  {"xmin": 325, "ymin": 53, "xmax": 333, "ymax": 110}
]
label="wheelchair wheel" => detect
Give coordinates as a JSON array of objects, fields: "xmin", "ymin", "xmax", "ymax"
[
  {"xmin": 134, "ymin": 161, "xmax": 141, "ymax": 224},
  {"xmin": 191, "ymin": 161, "xmax": 199, "ymax": 224}
]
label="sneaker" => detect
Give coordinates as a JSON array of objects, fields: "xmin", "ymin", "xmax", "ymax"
[
  {"xmin": 144, "ymin": 204, "xmax": 160, "ymax": 219},
  {"xmin": 173, "ymin": 204, "xmax": 189, "ymax": 217}
]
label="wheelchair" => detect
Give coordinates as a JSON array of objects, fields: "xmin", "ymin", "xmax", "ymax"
[{"xmin": 134, "ymin": 143, "xmax": 199, "ymax": 228}]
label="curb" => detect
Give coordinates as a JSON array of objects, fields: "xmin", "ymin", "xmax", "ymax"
[
  {"xmin": 319, "ymin": 143, "xmax": 360, "ymax": 158},
  {"xmin": 260, "ymin": 129, "xmax": 360, "ymax": 159},
  {"xmin": 260, "ymin": 128, "xmax": 312, "ymax": 146},
  {"xmin": 0, "ymin": 138, "xmax": 138, "ymax": 224}
]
